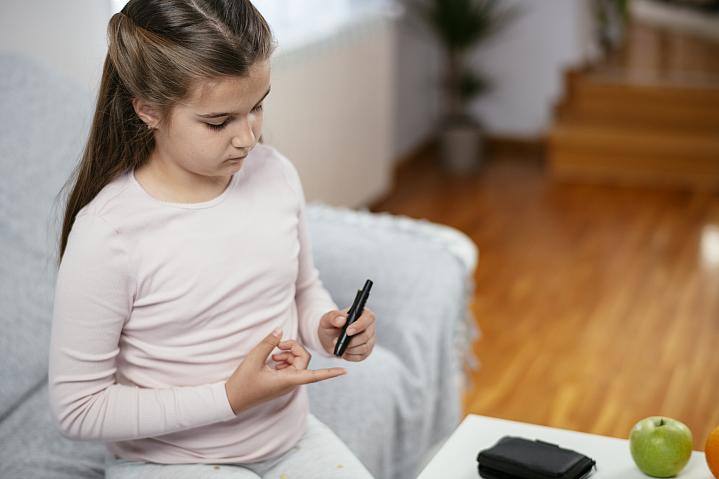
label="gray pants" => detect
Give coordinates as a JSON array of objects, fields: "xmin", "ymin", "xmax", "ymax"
[{"xmin": 104, "ymin": 414, "xmax": 374, "ymax": 479}]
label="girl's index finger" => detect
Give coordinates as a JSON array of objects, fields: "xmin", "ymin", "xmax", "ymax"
[{"xmin": 293, "ymin": 367, "xmax": 347, "ymax": 385}]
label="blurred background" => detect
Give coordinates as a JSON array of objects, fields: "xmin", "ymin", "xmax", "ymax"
[{"xmin": 1, "ymin": 0, "xmax": 717, "ymax": 451}]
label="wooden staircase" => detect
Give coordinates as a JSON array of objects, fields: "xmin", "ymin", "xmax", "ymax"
[{"xmin": 548, "ymin": 22, "xmax": 719, "ymax": 189}]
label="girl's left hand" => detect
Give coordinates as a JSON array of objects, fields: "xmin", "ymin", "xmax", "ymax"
[{"xmin": 318, "ymin": 307, "xmax": 376, "ymax": 361}]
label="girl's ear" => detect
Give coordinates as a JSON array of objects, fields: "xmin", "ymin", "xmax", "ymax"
[{"xmin": 132, "ymin": 97, "xmax": 161, "ymax": 129}]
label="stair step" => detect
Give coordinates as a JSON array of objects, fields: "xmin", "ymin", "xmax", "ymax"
[
  {"xmin": 568, "ymin": 75, "xmax": 719, "ymax": 109},
  {"xmin": 548, "ymin": 123, "xmax": 719, "ymax": 188},
  {"xmin": 556, "ymin": 99, "xmax": 719, "ymax": 133},
  {"xmin": 549, "ymin": 123, "xmax": 719, "ymax": 155}
]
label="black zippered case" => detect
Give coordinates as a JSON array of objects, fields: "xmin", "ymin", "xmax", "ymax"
[{"xmin": 477, "ymin": 436, "xmax": 596, "ymax": 479}]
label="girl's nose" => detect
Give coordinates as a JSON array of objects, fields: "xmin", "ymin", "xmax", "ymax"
[{"xmin": 231, "ymin": 117, "xmax": 255, "ymax": 148}]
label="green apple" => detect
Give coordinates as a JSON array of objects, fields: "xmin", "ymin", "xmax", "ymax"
[{"xmin": 630, "ymin": 416, "xmax": 693, "ymax": 477}]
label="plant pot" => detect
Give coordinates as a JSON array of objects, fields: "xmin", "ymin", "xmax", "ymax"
[{"xmin": 439, "ymin": 123, "xmax": 483, "ymax": 175}]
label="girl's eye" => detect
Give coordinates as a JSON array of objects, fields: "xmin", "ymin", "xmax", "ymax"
[
  {"xmin": 204, "ymin": 105, "xmax": 263, "ymax": 132},
  {"xmin": 205, "ymin": 121, "xmax": 228, "ymax": 131}
]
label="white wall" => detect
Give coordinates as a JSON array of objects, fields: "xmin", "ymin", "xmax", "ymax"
[
  {"xmin": 468, "ymin": 0, "xmax": 597, "ymax": 138},
  {"xmin": 0, "ymin": 0, "xmax": 111, "ymax": 96},
  {"xmin": 395, "ymin": 0, "xmax": 599, "ymax": 142},
  {"xmin": 392, "ymin": 14, "xmax": 443, "ymax": 161},
  {"xmin": 262, "ymin": 11, "xmax": 397, "ymax": 207}
]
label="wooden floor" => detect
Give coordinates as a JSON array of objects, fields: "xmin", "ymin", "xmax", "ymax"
[{"xmin": 369, "ymin": 145, "xmax": 719, "ymax": 450}]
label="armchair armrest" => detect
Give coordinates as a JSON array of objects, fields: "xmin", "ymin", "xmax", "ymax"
[{"xmin": 305, "ymin": 203, "xmax": 481, "ymax": 394}]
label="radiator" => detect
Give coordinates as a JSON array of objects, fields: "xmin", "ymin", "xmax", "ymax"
[{"xmin": 260, "ymin": 2, "xmax": 401, "ymax": 208}]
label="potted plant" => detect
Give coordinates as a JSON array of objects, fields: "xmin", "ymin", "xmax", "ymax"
[{"xmin": 404, "ymin": 0, "xmax": 517, "ymax": 174}]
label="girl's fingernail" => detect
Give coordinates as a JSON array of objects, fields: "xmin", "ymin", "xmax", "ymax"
[
  {"xmin": 272, "ymin": 328, "xmax": 282, "ymax": 337},
  {"xmin": 347, "ymin": 328, "xmax": 355, "ymax": 335}
]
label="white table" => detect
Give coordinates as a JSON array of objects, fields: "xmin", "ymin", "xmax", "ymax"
[{"xmin": 417, "ymin": 415, "xmax": 711, "ymax": 478}]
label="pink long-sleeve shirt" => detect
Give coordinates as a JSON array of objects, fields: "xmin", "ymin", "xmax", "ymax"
[{"xmin": 48, "ymin": 143, "xmax": 339, "ymax": 464}]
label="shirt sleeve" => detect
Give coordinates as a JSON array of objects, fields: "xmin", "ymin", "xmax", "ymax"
[
  {"xmin": 48, "ymin": 212, "xmax": 236, "ymax": 442},
  {"xmin": 278, "ymin": 151, "xmax": 339, "ymax": 358}
]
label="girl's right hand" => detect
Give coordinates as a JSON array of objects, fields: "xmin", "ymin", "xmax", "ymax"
[{"xmin": 224, "ymin": 328, "xmax": 347, "ymax": 415}]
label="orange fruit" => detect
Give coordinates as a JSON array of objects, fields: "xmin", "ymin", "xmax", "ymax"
[{"xmin": 707, "ymin": 425, "xmax": 719, "ymax": 478}]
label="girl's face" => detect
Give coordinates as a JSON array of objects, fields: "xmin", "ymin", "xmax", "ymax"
[{"xmin": 137, "ymin": 59, "xmax": 271, "ymax": 179}]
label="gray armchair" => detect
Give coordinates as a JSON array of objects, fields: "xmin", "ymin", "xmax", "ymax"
[{"xmin": 0, "ymin": 53, "xmax": 479, "ymax": 479}]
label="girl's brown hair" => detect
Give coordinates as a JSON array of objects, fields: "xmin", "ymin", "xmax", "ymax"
[{"xmin": 56, "ymin": 0, "xmax": 276, "ymax": 266}]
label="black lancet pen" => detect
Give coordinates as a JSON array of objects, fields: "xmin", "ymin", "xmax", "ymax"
[{"xmin": 334, "ymin": 279, "xmax": 373, "ymax": 357}]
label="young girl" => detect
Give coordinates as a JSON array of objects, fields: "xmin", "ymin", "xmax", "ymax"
[{"xmin": 48, "ymin": 1, "xmax": 377, "ymax": 477}]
